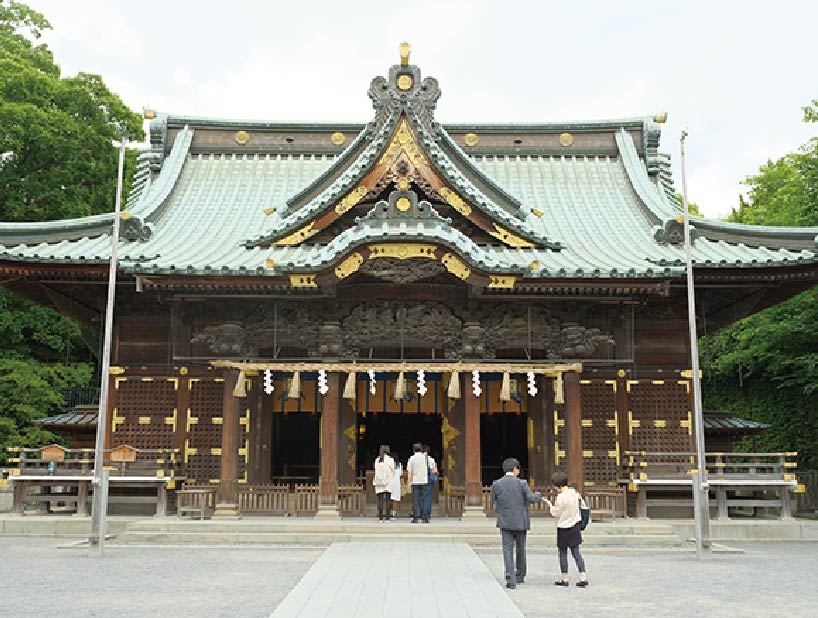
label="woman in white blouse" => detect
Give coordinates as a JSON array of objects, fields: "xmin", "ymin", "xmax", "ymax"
[
  {"xmin": 544, "ymin": 470, "xmax": 588, "ymax": 587},
  {"xmin": 390, "ymin": 452, "xmax": 402, "ymax": 520},
  {"xmin": 373, "ymin": 445, "xmax": 396, "ymax": 522}
]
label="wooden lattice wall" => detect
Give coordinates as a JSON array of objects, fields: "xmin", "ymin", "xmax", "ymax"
[
  {"xmin": 109, "ymin": 371, "xmax": 254, "ymax": 486},
  {"xmin": 580, "ymin": 380, "xmax": 618, "ymax": 486},
  {"xmin": 111, "ymin": 377, "xmax": 178, "ymax": 450},
  {"xmin": 627, "ymin": 379, "xmax": 692, "ymax": 454},
  {"xmin": 186, "ymin": 377, "xmax": 224, "ymax": 484}
]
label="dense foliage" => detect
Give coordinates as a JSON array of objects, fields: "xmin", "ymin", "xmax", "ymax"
[
  {"xmin": 702, "ymin": 99, "xmax": 818, "ymax": 468},
  {"xmin": 0, "ymin": 1, "xmax": 143, "ymax": 460}
]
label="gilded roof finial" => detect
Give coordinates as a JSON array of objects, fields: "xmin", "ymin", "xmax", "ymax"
[{"xmin": 399, "ymin": 41, "xmax": 411, "ymax": 66}]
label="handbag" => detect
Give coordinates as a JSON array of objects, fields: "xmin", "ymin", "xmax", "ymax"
[
  {"xmin": 426, "ymin": 454, "xmax": 438, "ymax": 483},
  {"xmin": 578, "ymin": 496, "xmax": 590, "ymax": 530}
]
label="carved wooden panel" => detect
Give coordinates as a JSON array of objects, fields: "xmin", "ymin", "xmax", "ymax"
[
  {"xmin": 580, "ymin": 380, "xmax": 618, "ymax": 486},
  {"xmin": 627, "ymin": 380, "xmax": 692, "ymax": 456},
  {"xmin": 186, "ymin": 378, "xmax": 224, "ymax": 483},
  {"xmin": 112, "ymin": 378, "xmax": 176, "ymax": 450}
]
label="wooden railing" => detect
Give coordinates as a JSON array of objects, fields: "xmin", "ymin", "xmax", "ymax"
[
  {"xmin": 5, "ymin": 445, "xmax": 184, "ymax": 480},
  {"xmin": 621, "ymin": 451, "xmax": 798, "ymax": 481},
  {"xmin": 293, "ymin": 483, "xmax": 320, "ymax": 516},
  {"xmin": 178, "ymin": 484, "xmax": 217, "ymax": 518},
  {"xmin": 238, "ymin": 484, "xmax": 288, "ymax": 515},
  {"xmin": 338, "ymin": 485, "xmax": 365, "ymax": 516},
  {"xmin": 445, "ymin": 486, "xmax": 465, "ymax": 517}
]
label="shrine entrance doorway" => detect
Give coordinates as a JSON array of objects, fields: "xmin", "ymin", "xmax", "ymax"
[
  {"xmin": 480, "ymin": 413, "xmax": 528, "ymax": 485},
  {"xmin": 356, "ymin": 412, "xmax": 443, "ymax": 478}
]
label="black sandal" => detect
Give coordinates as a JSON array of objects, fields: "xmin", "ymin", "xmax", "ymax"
[
  {"xmin": 554, "ymin": 580, "xmax": 569, "ymax": 587},
  {"xmin": 576, "ymin": 580, "xmax": 589, "ymax": 587}
]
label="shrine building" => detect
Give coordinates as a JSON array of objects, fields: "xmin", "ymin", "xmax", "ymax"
[{"xmin": 2, "ymin": 45, "xmax": 817, "ymax": 517}]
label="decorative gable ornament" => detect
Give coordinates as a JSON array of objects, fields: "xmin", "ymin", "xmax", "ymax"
[{"xmin": 245, "ymin": 42, "xmax": 559, "ymax": 253}]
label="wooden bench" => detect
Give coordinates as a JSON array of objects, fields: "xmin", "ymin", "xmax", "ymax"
[{"xmin": 621, "ymin": 451, "xmax": 800, "ymax": 519}]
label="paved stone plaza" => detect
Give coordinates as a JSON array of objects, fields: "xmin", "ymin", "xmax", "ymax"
[{"xmin": 1, "ymin": 538, "xmax": 817, "ymax": 618}]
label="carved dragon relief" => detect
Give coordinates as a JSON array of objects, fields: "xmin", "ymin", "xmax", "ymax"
[
  {"xmin": 479, "ymin": 305, "xmax": 614, "ymax": 359},
  {"xmin": 192, "ymin": 299, "xmax": 613, "ymax": 361},
  {"xmin": 192, "ymin": 303, "xmax": 322, "ymax": 357}
]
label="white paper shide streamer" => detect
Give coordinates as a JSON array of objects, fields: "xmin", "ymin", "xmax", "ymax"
[
  {"xmin": 471, "ymin": 369, "xmax": 482, "ymax": 397},
  {"xmin": 368, "ymin": 369, "xmax": 377, "ymax": 395},
  {"xmin": 317, "ymin": 369, "xmax": 328, "ymax": 395},
  {"xmin": 416, "ymin": 369, "xmax": 427, "ymax": 396},
  {"xmin": 263, "ymin": 369, "xmax": 275, "ymax": 395},
  {"xmin": 526, "ymin": 371, "xmax": 538, "ymax": 396}
]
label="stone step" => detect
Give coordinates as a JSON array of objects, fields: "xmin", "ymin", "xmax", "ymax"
[
  {"xmin": 122, "ymin": 519, "xmax": 675, "ymax": 537},
  {"xmin": 115, "ymin": 530, "xmax": 683, "ymax": 547}
]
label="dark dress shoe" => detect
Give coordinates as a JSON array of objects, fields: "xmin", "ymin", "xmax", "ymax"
[
  {"xmin": 576, "ymin": 580, "xmax": 589, "ymax": 587},
  {"xmin": 506, "ymin": 582, "xmax": 516, "ymax": 589},
  {"xmin": 516, "ymin": 577, "xmax": 524, "ymax": 584},
  {"xmin": 554, "ymin": 580, "xmax": 569, "ymax": 587}
]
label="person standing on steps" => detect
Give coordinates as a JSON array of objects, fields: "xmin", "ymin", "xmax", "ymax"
[
  {"xmin": 422, "ymin": 444, "xmax": 438, "ymax": 522},
  {"xmin": 390, "ymin": 452, "xmax": 402, "ymax": 520},
  {"xmin": 490, "ymin": 457, "xmax": 542, "ymax": 589},
  {"xmin": 406, "ymin": 442, "xmax": 429, "ymax": 523},
  {"xmin": 544, "ymin": 470, "xmax": 588, "ymax": 587},
  {"xmin": 373, "ymin": 445, "xmax": 395, "ymax": 523}
]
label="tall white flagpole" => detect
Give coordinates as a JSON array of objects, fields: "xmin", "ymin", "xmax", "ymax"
[
  {"xmin": 90, "ymin": 137, "xmax": 126, "ymax": 555},
  {"xmin": 680, "ymin": 130, "xmax": 711, "ymax": 559}
]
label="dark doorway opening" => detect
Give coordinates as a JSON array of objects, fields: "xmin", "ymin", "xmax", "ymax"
[
  {"xmin": 271, "ymin": 413, "xmax": 320, "ymax": 483},
  {"xmin": 480, "ymin": 414, "xmax": 528, "ymax": 484},
  {"xmin": 356, "ymin": 413, "xmax": 442, "ymax": 477}
]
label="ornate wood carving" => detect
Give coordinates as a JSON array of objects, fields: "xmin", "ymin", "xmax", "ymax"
[
  {"xmin": 341, "ymin": 301, "xmax": 463, "ymax": 358},
  {"xmin": 479, "ymin": 305, "xmax": 613, "ymax": 359},
  {"xmin": 192, "ymin": 303, "xmax": 322, "ymax": 357},
  {"xmin": 358, "ymin": 257, "xmax": 447, "ymax": 284}
]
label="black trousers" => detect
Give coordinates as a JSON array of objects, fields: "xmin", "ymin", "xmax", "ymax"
[
  {"xmin": 377, "ymin": 491, "xmax": 391, "ymax": 520},
  {"xmin": 559, "ymin": 545, "xmax": 586, "ymax": 573},
  {"xmin": 501, "ymin": 529, "xmax": 527, "ymax": 584}
]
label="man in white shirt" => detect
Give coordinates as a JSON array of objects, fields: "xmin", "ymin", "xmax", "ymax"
[{"xmin": 406, "ymin": 442, "xmax": 429, "ymax": 523}]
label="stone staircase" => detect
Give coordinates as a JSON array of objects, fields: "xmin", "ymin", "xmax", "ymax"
[{"xmin": 115, "ymin": 517, "xmax": 683, "ymax": 548}]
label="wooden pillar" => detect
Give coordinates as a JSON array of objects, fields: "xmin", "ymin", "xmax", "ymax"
[
  {"xmin": 462, "ymin": 376, "xmax": 485, "ymax": 517},
  {"xmin": 545, "ymin": 374, "xmax": 556, "ymax": 483},
  {"xmin": 442, "ymin": 380, "xmax": 465, "ymax": 489},
  {"xmin": 564, "ymin": 372, "xmax": 584, "ymax": 490},
  {"xmin": 316, "ymin": 372, "xmax": 340, "ymax": 518},
  {"xmin": 527, "ymin": 374, "xmax": 547, "ymax": 487},
  {"xmin": 337, "ymin": 392, "xmax": 357, "ymax": 487},
  {"xmin": 214, "ymin": 369, "xmax": 241, "ymax": 518},
  {"xmin": 616, "ymin": 370, "xmax": 630, "ymax": 459}
]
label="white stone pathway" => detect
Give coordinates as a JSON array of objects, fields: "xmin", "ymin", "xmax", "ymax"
[{"xmin": 269, "ymin": 542, "xmax": 525, "ymax": 618}]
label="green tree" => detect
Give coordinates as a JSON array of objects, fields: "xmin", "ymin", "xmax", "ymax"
[
  {"xmin": 0, "ymin": 0, "xmax": 144, "ymax": 222},
  {"xmin": 0, "ymin": 1, "xmax": 143, "ymax": 459},
  {"xmin": 703, "ymin": 99, "xmax": 818, "ymax": 468}
]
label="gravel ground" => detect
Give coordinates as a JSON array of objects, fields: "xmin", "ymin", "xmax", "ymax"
[
  {"xmin": 3, "ymin": 538, "xmax": 816, "ymax": 618},
  {"xmin": 476, "ymin": 543, "xmax": 818, "ymax": 618},
  {"xmin": 0, "ymin": 538, "xmax": 324, "ymax": 618}
]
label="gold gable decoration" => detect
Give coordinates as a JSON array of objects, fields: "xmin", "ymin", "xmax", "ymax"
[{"xmin": 379, "ymin": 118, "xmax": 428, "ymax": 167}]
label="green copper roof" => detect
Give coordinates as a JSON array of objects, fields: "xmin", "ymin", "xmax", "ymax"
[{"xmin": 2, "ymin": 59, "xmax": 818, "ymax": 282}]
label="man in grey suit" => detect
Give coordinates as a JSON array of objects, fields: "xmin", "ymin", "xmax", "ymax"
[{"xmin": 490, "ymin": 457, "xmax": 542, "ymax": 589}]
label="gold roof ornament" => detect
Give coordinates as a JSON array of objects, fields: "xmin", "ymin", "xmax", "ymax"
[
  {"xmin": 330, "ymin": 131, "xmax": 346, "ymax": 146},
  {"xmin": 654, "ymin": 112, "xmax": 668, "ymax": 124},
  {"xmin": 234, "ymin": 130, "xmax": 250, "ymax": 145},
  {"xmin": 558, "ymin": 132, "xmax": 574, "ymax": 147},
  {"xmin": 399, "ymin": 41, "xmax": 411, "ymax": 66},
  {"xmin": 397, "ymin": 74, "xmax": 413, "ymax": 91},
  {"xmin": 142, "ymin": 107, "xmax": 156, "ymax": 120},
  {"xmin": 463, "ymin": 132, "xmax": 479, "ymax": 147}
]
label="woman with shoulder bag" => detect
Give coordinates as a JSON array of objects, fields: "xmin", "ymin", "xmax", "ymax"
[
  {"xmin": 373, "ymin": 445, "xmax": 395, "ymax": 523},
  {"xmin": 543, "ymin": 470, "xmax": 588, "ymax": 587}
]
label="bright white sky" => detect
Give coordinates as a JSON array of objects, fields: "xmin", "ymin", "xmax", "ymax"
[{"xmin": 26, "ymin": 0, "xmax": 817, "ymax": 218}]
